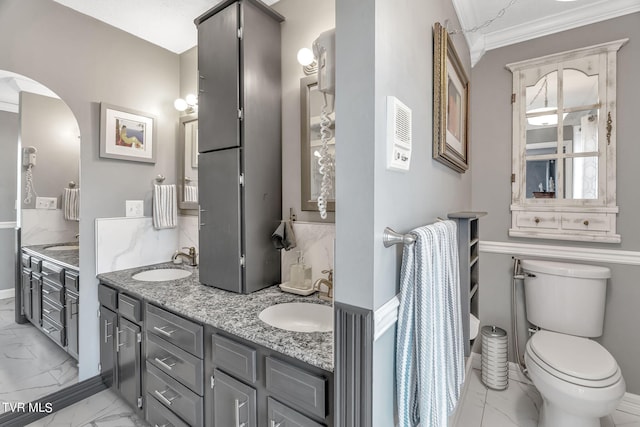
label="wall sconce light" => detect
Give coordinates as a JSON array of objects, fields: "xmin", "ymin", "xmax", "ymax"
[
  {"xmin": 174, "ymin": 93, "xmax": 198, "ymax": 113},
  {"xmin": 297, "ymin": 47, "xmax": 318, "ymax": 76}
]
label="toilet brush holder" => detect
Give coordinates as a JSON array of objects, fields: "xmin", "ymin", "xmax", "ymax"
[{"xmin": 481, "ymin": 325, "xmax": 508, "ymax": 390}]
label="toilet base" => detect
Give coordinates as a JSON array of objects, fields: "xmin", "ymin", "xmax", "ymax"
[{"xmin": 539, "ymin": 398, "xmax": 602, "ymax": 427}]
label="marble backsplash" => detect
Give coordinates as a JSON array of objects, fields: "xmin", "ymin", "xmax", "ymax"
[
  {"xmin": 22, "ymin": 208, "xmax": 78, "ymax": 246},
  {"xmin": 280, "ymin": 221, "xmax": 335, "ymax": 285}
]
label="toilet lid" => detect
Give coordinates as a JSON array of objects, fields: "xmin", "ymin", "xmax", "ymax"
[{"xmin": 529, "ymin": 331, "xmax": 618, "ymax": 381}]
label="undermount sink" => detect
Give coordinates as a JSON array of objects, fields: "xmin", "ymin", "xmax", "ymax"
[
  {"xmin": 45, "ymin": 245, "xmax": 79, "ymax": 251},
  {"xmin": 132, "ymin": 268, "xmax": 192, "ymax": 282},
  {"xmin": 258, "ymin": 302, "xmax": 333, "ymax": 333}
]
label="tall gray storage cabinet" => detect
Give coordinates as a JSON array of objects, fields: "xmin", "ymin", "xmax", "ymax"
[{"xmin": 196, "ymin": 0, "xmax": 284, "ymax": 294}]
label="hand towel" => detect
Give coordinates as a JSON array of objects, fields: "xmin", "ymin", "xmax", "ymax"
[
  {"xmin": 185, "ymin": 185, "xmax": 198, "ymax": 203},
  {"xmin": 63, "ymin": 188, "xmax": 80, "ymax": 221},
  {"xmin": 396, "ymin": 220, "xmax": 464, "ymax": 427},
  {"xmin": 271, "ymin": 220, "xmax": 297, "ymax": 251},
  {"xmin": 153, "ymin": 184, "xmax": 177, "ymax": 229}
]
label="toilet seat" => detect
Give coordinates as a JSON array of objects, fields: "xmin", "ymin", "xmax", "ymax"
[{"xmin": 527, "ymin": 331, "xmax": 621, "ymax": 388}]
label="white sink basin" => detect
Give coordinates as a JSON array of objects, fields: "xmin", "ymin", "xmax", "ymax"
[
  {"xmin": 132, "ymin": 268, "xmax": 192, "ymax": 282},
  {"xmin": 259, "ymin": 302, "xmax": 333, "ymax": 333},
  {"xmin": 46, "ymin": 245, "xmax": 79, "ymax": 251}
]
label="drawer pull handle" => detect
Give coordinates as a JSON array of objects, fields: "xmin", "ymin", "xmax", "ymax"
[
  {"xmin": 104, "ymin": 320, "xmax": 113, "ymax": 343},
  {"xmin": 154, "ymin": 356, "xmax": 176, "ymax": 370},
  {"xmin": 154, "ymin": 424, "xmax": 171, "ymax": 427},
  {"xmin": 42, "ymin": 289, "xmax": 51, "ymax": 295},
  {"xmin": 270, "ymin": 421, "xmax": 282, "ymax": 427},
  {"xmin": 583, "ymin": 220, "xmax": 590, "ymax": 226},
  {"xmin": 116, "ymin": 327, "xmax": 125, "ymax": 351},
  {"xmin": 43, "ymin": 327, "xmax": 54, "ymax": 334},
  {"xmin": 154, "ymin": 389, "xmax": 177, "ymax": 406},
  {"xmin": 43, "ymin": 308, "xmax": 51, "ymax": 314},
  {"xmin": 153, "ymin": 326, "xmax": 176, "ymax": 337},
  {"xmin": 534, "ymin": 217, "xmax": 540, "ymax": 224},
  {"xmin": 235, "ymin": 399, "xmax": 247, "ymax": 427}
]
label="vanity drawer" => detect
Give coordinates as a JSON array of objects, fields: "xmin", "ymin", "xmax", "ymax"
[
  {"xmin": 561, "ymin": 213, "xmax": 611, "ymax": 232},
  {"xmin": 31, "ymin": 257, "xmax": 42, "ymax": 274},
  {"xmin": 98, "ymin": 284, "xmax": 118, "ymax": 311},
  {"xmin": 41, "ymin": 261, "xmax": 64, "ymax": 285},
  {"xmin": 213, "ymin": 333, "xmax": 257, "ymax": 384},
  {"xmin": 118, "ymin": 294, "xmax": 141, "ymax": 322},
  {"xmin": 145, "ymin": 392, "xmax": 190, "ymax": 427},
  {"xmin": 42, "ymin": 298, "xmax": 64, "ymax": 325},
  {"xmin": 42, "ymin": 317, "xmax": 65, "ymax": 347},
  {"xmin": 515, "ymin": 212, "xmax": 559, "ymax": 230},
  {"xmin": 146, "ymin": 362, "xmax": 203, "ymax": 427},
  {"xmin": 147, "ymin": 333, "xmax": 204, "ymax": 395},
  {"xmin": 266, "ymin": 357, "xmax": 327, "ymax": 419},
  {"xmin": 42, "ymin": 278, "xmax": 64, "ymax": 307},
  {"xmin": 65, "ymin": 270, "xmax": 79, "ymax": 293},
  {"xmin": 268, "ymin": 397, "xmax": 324, "ymax": 427},
  {"xmin": 21, "ymin": 253, "xmax": 31, "ymax": 268},
  {"xmin": 146, "ymin": 304, "xmax": 203, "ymax": 358}
]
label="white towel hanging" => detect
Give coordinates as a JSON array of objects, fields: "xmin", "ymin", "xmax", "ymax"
[
  {"xmin": 63, "ymin": 187, "xmax": 80, "ymax": 221},
  {"xmin": 153, "ymin": 184, "xmax": 177, "ymax": 229}
]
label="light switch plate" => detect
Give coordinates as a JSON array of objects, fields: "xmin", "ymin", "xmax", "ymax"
[
  {"xmin": 126, "ymin": 200, "xmax": 144, "ymax": 217},
  {"xmin": 35, "ymin": 197, "xmax": 57, "ymax": 209}
]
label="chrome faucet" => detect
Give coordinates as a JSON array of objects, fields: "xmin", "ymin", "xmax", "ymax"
[
  {"xmin": 172, "ymin": 247, "xmax": 198, "ymax": 267},
  {"xmin": 313, "ymin": 269, "xmax": 333, "ymax": 301}
]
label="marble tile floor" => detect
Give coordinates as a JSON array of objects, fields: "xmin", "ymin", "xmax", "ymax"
[
  {"xmin": 454, "ymin": 368, "xmax": 640, "ymax": 427},
  {"xmin": 0, "ymin": 298, "xmax": 79, "ymax": 413}
]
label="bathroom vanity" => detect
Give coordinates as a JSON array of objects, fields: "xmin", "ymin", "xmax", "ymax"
[
  {"xmin": 20, "ymin": 243, "xmax": 80, "ymax": 359},
  {"xmin": 97, "ymin": 263, "xmax": 334, "ymax": 427}
]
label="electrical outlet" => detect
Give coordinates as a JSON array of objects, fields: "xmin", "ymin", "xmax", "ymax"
[
  {"xmin": 126, "ymin": 200, "xmax": 144, "ymax": 217},
  {"xmin": 35, "ymin": 197, "xmax": 57, "ymax": 209}
]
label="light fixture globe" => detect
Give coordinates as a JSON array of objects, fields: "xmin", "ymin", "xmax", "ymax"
[
  {"xmin": 174, "ymin": 98, "xmax": 188, "ymax": 112},
  {"xmin": 297, "ymin": 48, "xmax": 315, "ymax": 66}
]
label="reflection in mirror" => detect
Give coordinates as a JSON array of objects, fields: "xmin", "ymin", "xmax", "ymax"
[
  {"xmin": 0, "ymin": 70, "xmax": 80, "ymax": 411},
  {"xmin": 301, "ymin": 75, "xmax": 335, "ymax": 212},
  {"xmin": 179, "ymin": 114, "xmax": 198, "ymax": 210}
]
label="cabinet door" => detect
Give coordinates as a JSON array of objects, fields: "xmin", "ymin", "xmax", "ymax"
[
  {"xmin": 213, "ymin": 369, "xmax": 256, "ymax": 427},
  {"xmin": 99, "ymin": 306, "xmax": 117, "ymax": 387},
  {"xmin": 199, "ymin": 149, "xmax": 243, "ymax": 293},
  {"xmin": 197, "ymin": 2, "xmax": 240, "ymax": 152},
  {"xmin": 117, "ymin": 316, "xmax": 142, "ymax": 410},
  {"xmin": 267, "ymin": 397, "xmax": 324, "ymax": 427},
  {"xmin": 31, "ymin": 274, "xmax": 42, "ymax": 327},
  {"xmin": 65, "ymin": 290, "xmax": 79, "ymax": 359},
  {"xmin": 21, "ymin": 268, "xmax": 32, "ymax": 320}
]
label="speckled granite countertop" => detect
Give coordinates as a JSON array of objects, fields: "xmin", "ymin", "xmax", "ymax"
[
  {"xmin": 97, "ymin": 263, "xmax": 333, "ymax": 372},
  {"xmin": 23, "ymin": 242, "xmax": 79, "ymax": 270}
]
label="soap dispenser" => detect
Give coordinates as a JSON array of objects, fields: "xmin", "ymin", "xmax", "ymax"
[{"xmin": 289, "ymin": 251, "xmax": 312, "ymax": 290}]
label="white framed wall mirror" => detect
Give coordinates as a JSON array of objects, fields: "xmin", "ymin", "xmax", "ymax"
[
  {"xmin": 300, "ymin": 75, "xmax": 335, "ymax": 213},
  {"xmin": 507, "ymin": 39, "xmax": 627, "ymax": 243},
  {"xmin": 179, "ymin": 113, "xmax": 198, "ymax": 211}
]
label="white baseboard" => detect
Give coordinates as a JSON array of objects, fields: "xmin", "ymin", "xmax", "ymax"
[
  {"xmin": 469, "ymin": 351, "xmax": 640, "ymax": 417},
  {"xmin": 0, "ymin": 288, "xmax": 15, "ymax": 300}
]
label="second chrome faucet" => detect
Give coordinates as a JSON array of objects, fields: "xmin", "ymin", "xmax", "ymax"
[{"xmin": 172, "ymin": 247, "xmax": 198, "ymax": 267}]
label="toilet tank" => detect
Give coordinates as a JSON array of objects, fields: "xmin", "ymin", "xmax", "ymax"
[{"xmin": 520, "ymin": 259, "xmax": 610, "ymax": 337}]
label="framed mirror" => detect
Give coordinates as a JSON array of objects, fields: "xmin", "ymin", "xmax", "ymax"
[
  {"xmin": 300, "ymin": 75, "xmax": 335, "ymax": 212},
  {"xmin": 178, "ymin": 114, "xmax": 198, "ymax": 210}
]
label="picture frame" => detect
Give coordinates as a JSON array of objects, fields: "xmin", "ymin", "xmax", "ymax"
[
  {"xmin": 433, "ymin": 22, "xmax": 469, "ymax": 173},
  {"xmin": 100, "ymin": 103, "xmax": 156, "ymax": 163}
]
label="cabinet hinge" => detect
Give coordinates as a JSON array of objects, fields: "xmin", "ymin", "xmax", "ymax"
[
  {"xmin": 511, "ymin": 93, "xmax": 516, "ymax": 103},
  {"xmin": 511, "ymin": 173, "xmax": 516, "ymax": 183},
  {"xmin": 238, "ymin": 108, "xmax": 243, "ymax": 120},
  {"xmin": 211, "ymin": 376, "xmax": 215, "ymax": 389},
  {"xmin": 137, "ymin": 332, "xmax": 142, "ymax": 343},
  {"xmin": 237, "ymin": 27, "xmax": 243, "ymax": 40},
  {"xmin": 137, "ymin": 396, "xmax": 143, "ymax": 409},
  {"xmin": 239, "ymin": 173, "xmax": 245, "ymax": 186},
  {"xmin": 98, "ymin": 363, "xmax": 102, "ymax": 373},
  {"xmin": 240, "ymin": 255, "xmax": 245, "ymax": 267}
]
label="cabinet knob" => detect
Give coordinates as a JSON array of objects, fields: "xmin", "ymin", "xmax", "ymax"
[
  {"xmin": 583, "ymin": 220, "xmax": 590, "ymax": 226},
  {"xmin": 534, "ymin": 217, "xmax": 540, "ymax": 224}
]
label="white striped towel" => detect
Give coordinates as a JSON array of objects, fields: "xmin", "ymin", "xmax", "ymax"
[
  {"xmin": 153, "ymin": 184, "xmax": 177, "ymax": 229},
  {"xmin": 396, "ymin": 220, "xmax": 465, "ymax": 427},
  {"xmin": 185, "ymin": 185, "xmax": 198, "ymax": 203},
  {"xmin": 63, "ymin": 188, "xmax": 79, "ymax": 221}
]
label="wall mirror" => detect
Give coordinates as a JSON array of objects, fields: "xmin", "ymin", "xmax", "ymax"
[
  {"xmin": 179, "ymin": 113, "xmax": 198, "ymax": 210},
  {"xmin": 300, "ymin": 75, "xmax": 335, "ymax": 212},
  {"xmin": 507, "ymin": 39, "xmax": 627, "ymax": 243}
]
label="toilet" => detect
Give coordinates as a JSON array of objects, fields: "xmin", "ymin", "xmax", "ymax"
[{"xmin": 521, "ymin": 259, "xmax": 625, "ymax": 427}]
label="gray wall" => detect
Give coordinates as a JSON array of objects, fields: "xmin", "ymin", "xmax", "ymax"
[
  {"xmin": 20, "ymin": 92, "xmax": 79, "ymax": 210},
  {"xmin": 272, "ymin": 0, "xmax": 336, "ymax": 223},
  {"xmin": 470, "ymin": 13, "xmax": 640, "ymax": 393},
  {"xmin": 0, "ymin": 111, "xmax": 17, "ymax": 292},
  {"xmin": 0, "ymin": 0, "xmax": 181, "ymax": 380},
  {"xmin": 336, "ymin": 0, "xmax": 472, "ymax": 423}
]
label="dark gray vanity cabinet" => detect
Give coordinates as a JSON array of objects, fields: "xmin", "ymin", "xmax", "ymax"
[
  {"xmin": 213, "ymin": 369, "xmax": 257, "ymax": 426},
  {"xmin": 65, "ymin": 271, "xmax": 80, "ymax": 359},
  {"xmin": 21, "ymin": 256, "xmax": 32, "ymax": 321},
  {"xmin": 195, "ymin": 0, "xmax": 283, "ymax": 294},
  {"xmin": 98, "ymin": 284, "xmax": 143, "ymax": 414}
]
